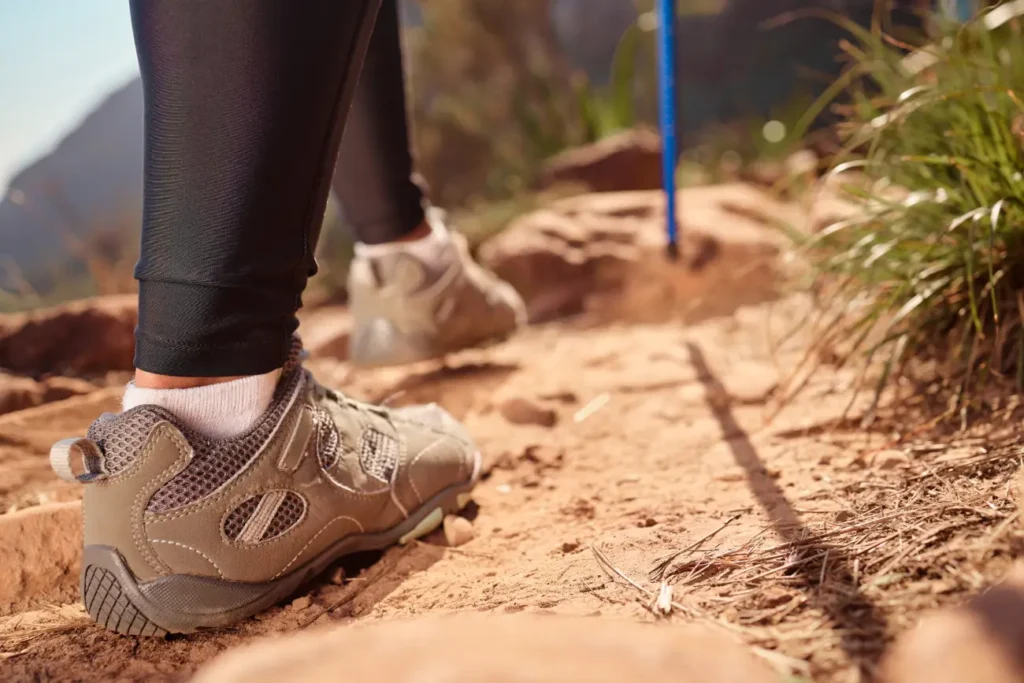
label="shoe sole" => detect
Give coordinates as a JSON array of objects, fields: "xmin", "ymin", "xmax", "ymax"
[{"xmin": 80, "ymin": 452, "xmax": 482, "ymax": 636}]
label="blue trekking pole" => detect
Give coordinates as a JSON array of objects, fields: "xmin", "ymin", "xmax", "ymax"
[
  {"xmin": 942, "ymin": 0, "xmax": 975, "ymax": 21},
  {"xmin": 656, "ymin": 0, "xmax": 679, "ymax": 260},
  {"xmin": 954, "ymin": 0, "xmax": 975, "ymax": 22}
]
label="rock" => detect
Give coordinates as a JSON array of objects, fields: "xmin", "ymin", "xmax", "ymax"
[
  {"xmin": 882, "ymin": 563, "xmax": 1024, "ymax": 683},
  {"xmin": 0, "ymin": 502, "xmax": 83, "ymax": 615},
  {"xmin": 499, "ymin": 397, "xmax": 558, "ymax": 427},
  {"xmin": 739, "ymin": 159, "xmax": 786, "ymax": 188},
  {"xmin": 193, "ymin": 613, "xmax": 779, "ymax": 683},
  {"xmin": 0, "ymin": 373, "xmax": 45, "ymax": 414},
  {"xmin": 0, "ymin": 295, "xmax": 136, "ymax": 375},
  {"xmin": 521, "ymin": 445, "xmax": 564, "ymax": 470},
  {"xmin": 443, "ymin": 515, "xmax": 475, "ymax": 548},
  {"xmin": 538, "ymin": 128, "xmax": 662, "ymax": 193},
  {"xmin": 738, "ymin": 151, "xmax": 819, "ymax": 191},
  {"xmin": 873, "ymin": 450, "xmax": 910, "ymax": 471},
  {"xmin": 0, "ymin": 373, "xmax": 96, "ymax": 416},
  {"xmin": 290, "ymin": 596, "xmax": 312, "ymax": 611},
  {"xmin": 561, "ymin": 541, "xmax": 580, "ymax": 553},
  {"xmin": 42, "ymin": 375, "xmax": 98, "ymax": 401},
  {"xmin": 330, "ymin": 566, "xmax": 346, "ymax": 585},
  {"xmin": 479, "ymin": 184, "xmax": 787, "ymax": 325}
]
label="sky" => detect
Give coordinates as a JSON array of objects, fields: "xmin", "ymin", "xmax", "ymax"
[{"xmin": 0, "ymin": 3, "xmax": 139, "ymax": 193}]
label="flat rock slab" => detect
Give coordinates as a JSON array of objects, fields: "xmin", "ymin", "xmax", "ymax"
[
  {"xmin": 480, "ymin": 184, "xmax": 795, "ymax": 325},
  {"xmin": 0, "ymin": 502, "xmax": 82, "ymax": 615},
  {"xmin": 193, "ymin": 613, "xmax": 779, "ymax": 683}
]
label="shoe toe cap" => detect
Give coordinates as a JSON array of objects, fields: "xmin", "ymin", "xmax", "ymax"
[{"xmin": 394, "ymin": 404, "xmax": 478, "ymax": 503}]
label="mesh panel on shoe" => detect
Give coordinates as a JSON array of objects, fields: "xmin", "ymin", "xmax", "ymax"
[
  {"xmin": 313, "ymin": 406, "xmax": 340, "ymax": 470},
  {"xmin": 359, "ymin": 428, "xmax": 398, "ymax": 483},
  {"xmin": 261, "ymin": 491, "xmax": 306, "ymax": 541},
  {"xmin": 88, "ymin": 410, "xmax": 169, "ymax": 476},
  {"xmin": 281, "ymin": 335, "xmax": 306, "ymax": 376},
  {"xmin": 146, "ymin": 370, "xmax": 304, "ymax": 514},
  {"xmin": 223, "ymin": 495, "xmax": 263, "ymax": 540}
]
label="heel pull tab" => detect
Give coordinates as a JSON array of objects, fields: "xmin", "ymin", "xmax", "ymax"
[{"xmin": 50, "ymin": 438, "xmax": 108, "ymax": 483}]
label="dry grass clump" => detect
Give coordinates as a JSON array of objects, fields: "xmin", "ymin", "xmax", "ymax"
[{"xmin": 794, "ymin": 6, "xmax": 1024, "ymax": 417}]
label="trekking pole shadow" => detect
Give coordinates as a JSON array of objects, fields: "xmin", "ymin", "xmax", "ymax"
[{"xmin": 686, "ymin": 341, "xmax": 891, "ymax": 676}]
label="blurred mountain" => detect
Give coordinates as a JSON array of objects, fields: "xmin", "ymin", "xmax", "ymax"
[{"xmin": 0, "ymin": 79, "xmax": 144, "ymax": 286}]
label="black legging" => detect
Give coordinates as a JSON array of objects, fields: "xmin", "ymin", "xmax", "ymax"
[
  {"xmin": 130, "ymin": 0, "xmax": 385, "ymax": 377},
  {"xmin": 334, "ymin": 0, "xmax": 426, "ymax": 246}
]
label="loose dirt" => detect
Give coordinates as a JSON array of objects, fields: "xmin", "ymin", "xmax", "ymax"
[{"xmin": 1, "ymin": 199, "xmax": 1022, "ymax": 681}]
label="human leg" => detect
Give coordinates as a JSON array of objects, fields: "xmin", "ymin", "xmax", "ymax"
[
  {"xmin": 50, "ymin": 0, "xmax": 480, "ymax": 635},
  {"xmin": 332, "ymin": 0, "xmax": 526, "ymax": 367}
]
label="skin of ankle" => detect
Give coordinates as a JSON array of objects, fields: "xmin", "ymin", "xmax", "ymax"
[
  {"xmin": 391, "ymin": 219, "xmax": 432, "ymax": 243},
  {"xmin": 134, "ymin": 370, "xmax": 248, "ymax": 390}
]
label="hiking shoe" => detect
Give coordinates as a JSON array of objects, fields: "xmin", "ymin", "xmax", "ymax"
[
  {"xmin": 50, "ymin": 353, "xmax": 480, "ymax": 636},
  {"xmin": 347, "ymin": 208, "xmax": 526, "ymax": 367}
]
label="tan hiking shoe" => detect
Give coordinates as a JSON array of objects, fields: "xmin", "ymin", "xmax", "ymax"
[
  {"xmin": 347, "ymin": 209, "xmax": 526, "ymax": 367},
  {"xmin": 50, "ymin": 353, "xmax": 480, "ymax": 636}
]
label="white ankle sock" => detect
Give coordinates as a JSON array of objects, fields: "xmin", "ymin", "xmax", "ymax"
[
  {"xmin": 122, "ymin": 369, "xmax": 281, "ymax": 439},
  {"xmin": 354, "ymin": 212, "xmax": 452, "ymax": 265}
]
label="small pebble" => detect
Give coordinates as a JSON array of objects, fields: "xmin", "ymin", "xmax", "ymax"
[
  {"xmin": 443, "ymin": 515, "xmax": 475, "ymax": 547},
  {"xmin": 499, "ymin": 397, "xmax": 558, "ymax": 427},
  {"xmin": 561, "ymin": 541, "xmax": 579, "ymax": 553},
  {"xmin": 330, "ymin": 567, "xmax": 346, "ymax": 585},
  {"xmin": 290, "ymin": 596, "xmax": 311, "ymax": 610},
  {"xmin": 497, "ymin": 484, "xmax": 512, "ymax": 494}
]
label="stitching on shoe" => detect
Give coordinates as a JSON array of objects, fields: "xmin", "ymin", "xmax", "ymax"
[
  {"xmin": 407, "ymin": 439, "xmax": 447, "ymax": 504},
  {"xmin": 276, "ymin": 406, "xmax": 312, "ymax": 473},
  {"xmin": 99, "ymin": 419, "xmax": 165, "ymax": 485},
  {"xmin": 241, "ymin": 491, "xmax": 309, "ymax": 546},
  {"xmin": 134, "ymin": 423, "xmax": 193, "ymax": 576},
  {"xmin": 150, "ymin": 539, "xmax": 224, "ymax": 578},
  {"xmin": 252, "ymin": 492, "xmax": 308, "ymax": 545},
  {"xmin": 148, "ymin": 379, "xmax": 307, "ymax": 522},
  {"xmin": 272, "ymin": 515, "xmax": 364, "ymax": 580},
  {"xmin": 389, "ymin": 445, "xmax": 409, "ymax": 519},
  {"xmin": 220, "ymin": 492, "xmax": 264, "ymax": 545},
  {"xmin": 321, "ymin": 462, "xmax": 391, "ymax": 496},
  {"xmin": 149, "ymin": 376, "xmax": 305, "ymax": 516}
]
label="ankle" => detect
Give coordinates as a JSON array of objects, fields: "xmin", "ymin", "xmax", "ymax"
[
  {"xmin": 124, "ymin": 369, "xmax": 282, "ymax": 439},
  {"xmin": 355, "ymin": 215, "xmax": 451, "ymax": 267}
]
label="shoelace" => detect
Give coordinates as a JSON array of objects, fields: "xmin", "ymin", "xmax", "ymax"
[{"xmin": 304, "ymin": 369, "xmax": 390, "ymax": 422}]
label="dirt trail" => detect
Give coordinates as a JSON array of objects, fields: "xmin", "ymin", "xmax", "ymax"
[{"xmin": 1, "ymin": 231, "xmax": 1021, "ymax": 680}]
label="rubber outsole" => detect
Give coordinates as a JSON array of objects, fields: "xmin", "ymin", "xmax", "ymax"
[{"xmin": 82, "ymin": 452, "xmax": 481, "ymax": 636}]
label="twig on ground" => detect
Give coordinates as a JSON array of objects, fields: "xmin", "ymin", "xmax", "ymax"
[
  {"xmin": 574, "ymin": 393, "xmax": 610, "ymax": 423},
  {"xmin": 591, "ymin": 545, "xmax": 811, "ymax": 678},
  {"xmin": 650, "ymin": 513, "xmax": 743, "ymax": 581}
]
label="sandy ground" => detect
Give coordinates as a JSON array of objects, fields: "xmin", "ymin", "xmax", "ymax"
[{"xmin": 0, "ymin": 288, "xmax": 1020, "ymax": 682}]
